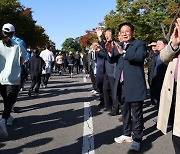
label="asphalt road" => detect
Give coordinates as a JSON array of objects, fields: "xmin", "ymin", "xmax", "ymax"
[{"xmin": 0, "ymin": 73, "xmax": 175, "ymax": 154}]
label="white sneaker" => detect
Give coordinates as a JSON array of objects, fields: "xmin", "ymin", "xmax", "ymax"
[
  {"xmin": 0, "ymin": 119, "xmax": 8, "ymax": 137},
  {"xmin": 130, "ymin": 140, "xmax": 140, "ymax": 151},
  {"xmin": 93, "ymin": 90, "xmax": 98, "ymax": 94},
  {"xmin": 6, "ymin": 116, "xmax": 14, "ymax": 126},
  {"xmin": 90, "ymin": 90, "xmax": 95, "ymax": 93},
  {"xmin": 114, "ymin": 135, "xmax": 133, "ymax": 143}
]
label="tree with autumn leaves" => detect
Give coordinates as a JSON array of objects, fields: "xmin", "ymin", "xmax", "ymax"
[
  {"xmin": 78, "ymin": 22, "xmax": 105, "ymax": 49},
  {"xmin": 105, "ymin": 0, "xmax": 180, "ymax": 43},
  {"xmin": 78, "ymin": 0, "xmax": 180, "ymax": 49},
  {"xmin": 0, "ymin": 0, "xmax": 53, "ymax": 48},
  {"xmin": 79, "ymin": 31, "xmax": 97, "ymax": 49}
]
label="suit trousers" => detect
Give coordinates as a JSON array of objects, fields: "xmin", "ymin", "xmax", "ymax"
[
  {"xmin": 121, "ymin": 101, "xmax": 144, "ymax": 142},
  {"xmin": 103, "ymin": 73, "xmax": 112, "ymax": 109},
  {"xmin": 150, "ymin": 79, "xmax": 163, "ymax": 108},
  {"xmin": 0, "ymin": 84, "xmax": 19, "ymax": 120},
  {"xmin": 89, "ymin": 66, "xmax": 97, "ymax": 91},
  {"xmin": 96, "ymin": 75, "xmax": 104, "ymax": 104},
  {"xmin": 103, "ymin": 73, "xmax": 119, "ymax": 111}
]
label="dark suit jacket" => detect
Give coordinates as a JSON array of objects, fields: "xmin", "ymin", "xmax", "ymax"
[
  {"xmin": 98, "ymin": 40, "xmax": 116, "ymax": 77},
  {"xmin": 148, "ymin": 52, "xmax": 167, "ymax": 84},
  {"xmin": 96, "ymin": 49, "xmax": 105, "ymax": 78},
  {"xmin": 147, "ymin": 50, "xmax": 157, "ymax": 85},
  {"xmin": 109, "ymin": 39, "xmax": 147, "ymax": 102},
  {"xmin": 97, "ymin": 48, "xmax": 116, "ymax": 77}
]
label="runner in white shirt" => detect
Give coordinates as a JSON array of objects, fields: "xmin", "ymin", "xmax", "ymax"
[{"xmin": 40, "ymin": 44, "xmax": 54, "ymax": 88}]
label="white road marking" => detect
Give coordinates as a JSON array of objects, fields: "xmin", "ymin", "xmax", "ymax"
[{"xmin": 82, "ymin": 101, "xmax": 95, "ymax": 154}]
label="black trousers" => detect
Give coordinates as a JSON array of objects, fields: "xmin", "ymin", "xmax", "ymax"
[
  {"xmin": 19, "ymin": 67, "xmax": 28, "ymax": 91},
  {"xmin": 89, "ymin": 66, "xmax": 97, "ymax": 91},
  {"xmin": 121, "ymin": 101, "xmax": 144, "ymax": 142},
  {"xmin": 149, "ymin": 84, "xmax": 155, "ymax": 105},
  {"xmin": 96, "ymin": 75, "xmax": 104, "ymax": 104},
  {"xmin": 103, "ymin": 74, "xmax": 119, "ymax": 111},
  {"xmin": 172, "ymin": 135, "xmax": 180, "ymax": 154},
  {"xmin": 57, "ymin": 64, "xmax": 63, "ymax": 73},
  {"xmin": 30, "ymin": 74, "xmax": 41, "ymax": 93},
  {"xmin": 42, "ymin": 73, "xmax": 50, "ymax": 86},
  {"xmin": 84, "ymin": 64, "xmax": 89, "ymax": 74},
  {"xmin": 150, "ymin": 79, "xmax": 163, "ymax": 108},
  {"xmin": 68, "ymin": 64, "xmax": 74, "ymax": 74},
  {"xmin": 0, "ymin": 84, "xmax": 19, "ymax": 120},
  {"xmin": 75, "ymin": 63, "xmax": 80, "ymax": 74}
]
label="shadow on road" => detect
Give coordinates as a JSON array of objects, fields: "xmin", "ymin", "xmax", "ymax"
[
  {"xmin": 0, "ymin": 138, "xmax": 53, "ymax": 154},
  {"xmin": 0, "ymin": 74, "xmax": 102, "ymax": 153}
]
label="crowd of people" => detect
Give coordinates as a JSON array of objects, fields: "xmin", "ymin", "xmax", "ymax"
[{"xmin": 0, "ymin": 18, "xmax": 180, "ymax": 153}]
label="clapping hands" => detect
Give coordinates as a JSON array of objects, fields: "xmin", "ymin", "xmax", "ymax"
[
  {"xmin": 105, "ymin": 41, "xmax": 114, "ymax": 53},
  {"xmin": 114, "ymin": 41, "xmax": 124, "ymax": 55}
]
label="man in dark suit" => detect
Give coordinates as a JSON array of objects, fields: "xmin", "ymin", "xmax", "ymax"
[
  {"xmin": 89, "ymin": 43, "xmax": 98, "ymax": 93},
  {"xmin": 148, "ymin": 38, "xmax": 168, "ymax": 110},
  {"xmin": 107, "ymin": 22, "xmax": 147, "ymax": 152},
  {"xmin": 95, "ymin": 47, "xmax": 105, "ymax": 107},
  {"xmin": 95, "ymin": 27, "xmax": 119, "ymax": 115}
]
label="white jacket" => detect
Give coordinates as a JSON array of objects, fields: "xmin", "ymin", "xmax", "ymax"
[
  {"xmin": 40, "ymin": 49, "xmax": 54, "ymax": 74},
  {"xmin": 0, "ymin": 39, "xmax": 26, "ymax": 85}
]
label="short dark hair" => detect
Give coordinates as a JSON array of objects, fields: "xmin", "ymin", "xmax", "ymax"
[
  {"xmin": 118, "ymin": 22, "xmax": 135, "ymax": 32},
  {"xmin": 46, "ymin": 44, "xmax": 51, "ymax": 50},
  {"xmin": 33, "ymin": 48, "xmax": 40, "ymax": 56},
  {"xmin": 157, "ymin": 38, "xmax": 168, "ymax": 45},
  {"xmin": 105, "ymin": 27, "xmax": 115, "ymax": 36}
]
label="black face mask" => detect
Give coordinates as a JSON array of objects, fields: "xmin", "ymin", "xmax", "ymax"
[
  {"xmin": 2, "ymin": 31, "xmax": 14, "ymax": 47},
  {"xmin": 2, "ymin": 35, "xmax": 12, "ymax": 47}
]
